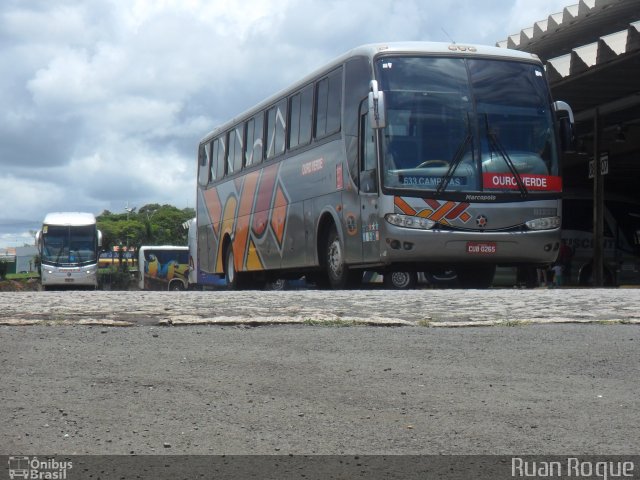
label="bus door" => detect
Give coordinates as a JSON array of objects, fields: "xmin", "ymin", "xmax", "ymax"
[{"xmin": 359, "ymin": 111, "xmax": 381, "ymax": 263}]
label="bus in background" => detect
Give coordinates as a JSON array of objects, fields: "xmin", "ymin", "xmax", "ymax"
[
  {"xmin": 138, "ymin": 246, "xmax": 189, "ymax": 290},
  {"xmin": 36, "ymin": 212, "xmax": 102, "ymax": 289},
  {"xmin": 562, "ymin": 193, "xmax": 640, "ymax": 286},
  {"xmin": 195, "ymin": 42, "xmax": 573, "ymax": 289},
  {"xmin": 98, "ymin": 249, "xmax": 137, "ymax": 268},
  {"xmin": 187, "ymin": 217, "xmax": 227, "ymax": 289}
]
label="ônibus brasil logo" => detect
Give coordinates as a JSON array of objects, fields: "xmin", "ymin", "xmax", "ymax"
[{"xmin": 8, "ymin": 457, "xmax": 73, "ymax": 480}]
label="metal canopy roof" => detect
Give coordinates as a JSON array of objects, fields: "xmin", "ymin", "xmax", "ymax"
[
  {"xmin": 497, "ymin": 0, "xmax": 640, "ymax": 118},
  {"xmin": 497, "ymin": 0, "xmax": 640, "ymax": 200},
  {"xmin": 497, "ymin": 0, "xmax": 640, "ymax": 61}
]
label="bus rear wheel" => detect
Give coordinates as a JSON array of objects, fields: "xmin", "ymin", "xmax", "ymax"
[
  {"xmin": 384, "ymin": 271, "xmax": 417, "ymax": 289},
  {"xmin": 224, "ymin": 244, "xmax": 244, "ymax": 290}
]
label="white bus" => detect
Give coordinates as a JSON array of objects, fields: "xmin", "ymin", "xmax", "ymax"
[
  {"xmin": 36, "ymin": 212, "xmax": 102, "ymax": 289},
  {"xmin": 138, "ymin": 245, "xmax": 190, "ymax": 290},
  {"xmin": 195, "ymin": 42, "xmax": 573, "ymax": 289}
]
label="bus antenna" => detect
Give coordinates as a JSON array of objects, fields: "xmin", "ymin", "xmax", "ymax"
[{"xmin": 442, "ymin": 28, "xmax": 455, "ymax": 44}]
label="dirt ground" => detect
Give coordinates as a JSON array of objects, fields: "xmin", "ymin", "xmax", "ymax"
[{"xmin": 0, "ymin": 279, "xmax": 39, "ymax": 292}]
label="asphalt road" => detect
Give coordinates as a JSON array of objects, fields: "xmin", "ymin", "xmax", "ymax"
[{"xmin": 1, "ymin": 289, "xmax": 639, "ymax": 460}]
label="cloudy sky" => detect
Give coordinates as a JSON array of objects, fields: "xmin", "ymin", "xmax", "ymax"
[{"xmin": 0, "ymin": 0, "xmax": 572, "ymax": 248}]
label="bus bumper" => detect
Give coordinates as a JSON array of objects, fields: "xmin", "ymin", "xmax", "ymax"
[
  {"xmin": 41, "ymin": 266, "xmax": 99, "ymax": 287},
  {"xmin": 380, "ymin": 227, "xmax": 561, "ymax": 266}
]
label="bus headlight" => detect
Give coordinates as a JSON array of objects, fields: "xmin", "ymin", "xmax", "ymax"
[
  {"xmin": 385, "ymin": 214, "xmax": 435, "ymax": 230},
  {"xmin": 526, "ymin": 216, "xmax": 561, "ymax": 230}
]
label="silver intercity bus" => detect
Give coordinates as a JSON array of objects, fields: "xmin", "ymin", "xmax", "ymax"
[
  {"xmin": 195, "ymin": 42, "xmax": 574, "ymax": 289},
  {"xmin": 36, "ymin": 212, "xmax": 102, "ymax": 289}
]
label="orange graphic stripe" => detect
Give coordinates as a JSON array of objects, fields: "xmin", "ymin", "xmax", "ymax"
[
  {"xmin": 234, "ymin": 170, "xmax": 261, "ymax": 272},
  {"xmin": 394, "ymin": 196, "xmax": 416, "ymax": 215},
  {"xmin": 429, "ymin": 201, "xmax": 457, "ymax": 222},
  {"xmin": 216, "ymin": 196, "xmax": 238, "ymax": 274},
  {"xmin": 445, "ymin": 202, "xmax": 470, "ymax": 220},
  {"xmin": 204, "ymin": 188, "xmax": 222, "ymax": 237},
  {"xmin": 271, "ymin": 184, "xmax": 288, "ymax": 247},
  {"xmin": 252, "ymin": 164, "xmax": 278, "ymax": 237},
  {"xmin": 425, "ymin": 199, "xmax": 440, "ymax": 210}
]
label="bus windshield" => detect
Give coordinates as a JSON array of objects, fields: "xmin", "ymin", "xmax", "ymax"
[
  {"xmin": 376, "ymin": 56, "xmax": 559, "ymax": 195},
  {"xmin": 42, "ymin": 225, "xmax": 98, "ymax": 266}
]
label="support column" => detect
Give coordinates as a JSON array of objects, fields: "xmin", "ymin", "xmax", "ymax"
[{"xmin": 592, "ymin": 109, "xmax": 604, "ymax": 286}]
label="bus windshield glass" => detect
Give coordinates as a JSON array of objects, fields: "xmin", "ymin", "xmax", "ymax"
[
  {"xmin": 376, "ymin": 56, "xmax": 559, "ymax": 195},
  {"xmin": 41, "ymin": 225, "xmax": 97, "ymax": 266}
]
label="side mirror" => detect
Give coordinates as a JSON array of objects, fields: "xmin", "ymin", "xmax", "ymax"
[
  {"xmin": 368, "ymin": 80, "xmax": 386, "ymax": 129},
  {"xmin": 554, "ymin": 101, "xmax": 575, "ymax": 153},
  {"xmin": 97, "ymin": 230, "xmax": 103, "ymax": 248}
]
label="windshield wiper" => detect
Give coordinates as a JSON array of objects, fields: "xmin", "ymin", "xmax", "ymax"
[
  {"xmin": 484, "ymin": 114, "xmax": 528, "ymax": 198},
  {"xmin": 436, "ymin": 132, "xmax": 473, "ymax": 195}
]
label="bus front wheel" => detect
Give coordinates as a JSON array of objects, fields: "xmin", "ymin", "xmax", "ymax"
[{"xmin": 324, "ymin": 225, "xmax": 359, "ymax": 289}]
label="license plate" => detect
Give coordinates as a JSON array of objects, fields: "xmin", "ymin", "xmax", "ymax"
[
  {"xmin": 466, "ymin": 242, "xmax": 497, "ymax": 254},
  {"xmin": 64, "ymin": 278, "xmax": 75, "ymax": 283}
]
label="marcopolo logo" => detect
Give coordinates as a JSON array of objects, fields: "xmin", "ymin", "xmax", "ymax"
[{"xmin": 8, "ymin": 457, "xmax": 73, "ymax": 480}]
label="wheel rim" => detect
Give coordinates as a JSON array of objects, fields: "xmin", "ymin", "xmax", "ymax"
[
  {"xmin": 390, "ymin": 272, "xmax": 410, "ymax": 288},
  {"xmin": 327, "ymin": 237, "xmax": 343, "ymax": 279}
]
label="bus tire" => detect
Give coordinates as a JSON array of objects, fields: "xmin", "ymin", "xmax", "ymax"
[
  {"xmin": 169, "ymin": 281, "xmax": 185, "ymax": 291},
  {"xmin": 456, "ymin": 265, "xmax": 496, "ymax": 289},
  {"xmin": 325, "ymin": 225, "xmax": 351, "ymax": 289},
  {"xmin": 424, "ymin": 269, "xmax": 458, "ymax": 288},
  {"xmin": 224, "ymin": 244, "xmax": 242, "ymax": 290},
  {"xmin": 384, "ymin": 271, "xmax": 417, "ymax": 289}
]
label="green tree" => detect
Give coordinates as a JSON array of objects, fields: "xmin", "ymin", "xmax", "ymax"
[{"xmin": 97, "ymin": 204, "xmax": 194, "ymax": 250}]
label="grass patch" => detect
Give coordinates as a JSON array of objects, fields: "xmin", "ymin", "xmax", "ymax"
[{"xmin": 5, "ymin": 272, "xmax": 39, "ymax": 280}]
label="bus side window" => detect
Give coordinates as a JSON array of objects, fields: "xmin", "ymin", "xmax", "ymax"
[
  {"xmin": 360, "ymin": 112, "xmax": 377, "ymax": 193},
  {"xmin": 227, "ymin": 128, "xmax": 243, "ymax": 174},
  {"xmin": 245, "ymin": 113, "xmax": 264, "ymax": 167},
  {"xmin": 245, "ymin": 118, "xmax": 255, "ymax": 167},
  {"xmin": 233, "ymin": 125, "xmax": 243, "ymax": 172},
  {"xmin": 315, "ymin": 67, "xmax": 342, "ymax": 140},
  {"xmin": 226, "ymin": 130, "xmax": 235, "ymax": 175},
  {"xmin": 198, "ymin": 142, "xmax": 210, "ymax": 186},
  {"xmin": 210, "ymin": 139, "xmax": 219, "ymax": 182},
  {"xmin": 316, "ymin": 77, "xmax": 328, "ymax": 138},
  {"xmin": 288, "ymin": 85, "xmax": 313, "ymax": 150},
  {"xmin": 266, "ymin": 99, "xmax": 287, "ymax": 159},
  {"xmin": 215, "ymin": 136, "xmax": 226, "ymax": 179}
]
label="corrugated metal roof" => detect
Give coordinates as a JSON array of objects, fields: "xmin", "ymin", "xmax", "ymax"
[
  {"xmin": 544, "ymin": 20, "xmax": 640, "ymax": 80},
  {"xmin": 496, "ymin": 0, "xmax": 638, "ymax": 57},
  {"xmin": 497, "ymin": 0, "xmax": 640, "ymax": 113}
]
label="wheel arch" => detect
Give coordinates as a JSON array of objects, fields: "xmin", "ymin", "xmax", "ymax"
[{"xmin": 315, "ymin": 208, "xmax": 343, "ymax": 267}]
